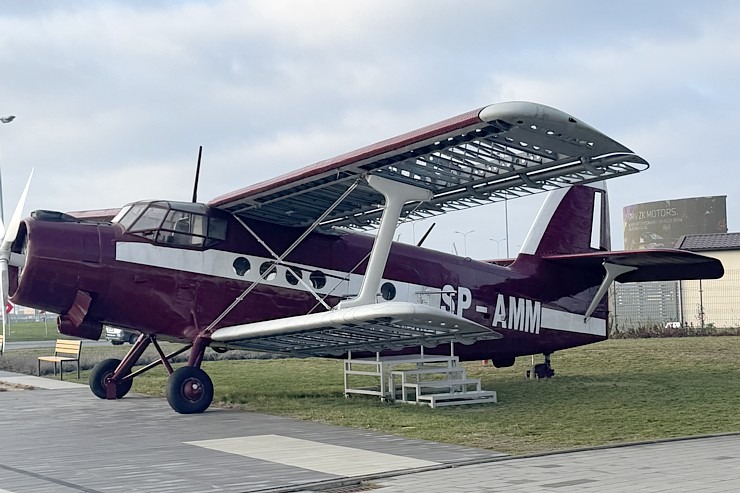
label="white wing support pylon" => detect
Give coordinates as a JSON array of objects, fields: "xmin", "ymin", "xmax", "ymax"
[
  {"xmin": 210, "ymin": 302, "xmax": 501, "ymax": 357},
  {"xmin": 339, "ymin": 175, "xmax": 432, "ymax": 309}
]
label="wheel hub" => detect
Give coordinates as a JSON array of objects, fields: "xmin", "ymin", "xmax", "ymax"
[{"xmin": 183, "ymin": 378, "xmax": 204, "ymax": 402}]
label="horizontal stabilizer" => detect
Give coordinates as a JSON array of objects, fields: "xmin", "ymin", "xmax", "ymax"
[
  {"xmin": 211, "ymin": 302, "xmax": 501, "ymax": 357},
  {"xmin": 543, "ymin": 249, "xmax": 724, "ymax": 282}
]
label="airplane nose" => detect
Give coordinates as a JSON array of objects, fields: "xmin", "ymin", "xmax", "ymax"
[{"xmin": 9, "ymin": 215, "xmax": 108, "ymax": 315}]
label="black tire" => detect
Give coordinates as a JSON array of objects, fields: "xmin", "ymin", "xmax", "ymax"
[
  {"xmin": 89, "ymin": 358, "xmax": 133, "ymax": 399},
  {"xmin": 490, "ymin": 354, "xmax": 516, "ymax": 368},
  {"xmin": 128, "ymin": 333, "xmax": 138, "ymax": 344},
  {"xmin": 166, "ymin": 366, "xmax": 214, "ymax": 414}
]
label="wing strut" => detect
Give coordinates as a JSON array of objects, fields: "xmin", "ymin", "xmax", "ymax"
[
  {"xmin": 204, "ymin": 179, "xmax": 361, "ymax": 333},
  {"xmin": 584, "ymin": 262, "xmax": 638, "ymax": 321},
  {"xmin": 339, "ymin": 176, "xmax": 432, "ymax": 309},
  {"xmin": 235, "ymin": 217, "xmax": 332, "ymax": 310}
]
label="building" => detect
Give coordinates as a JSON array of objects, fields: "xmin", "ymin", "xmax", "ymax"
[
  {"xmin": 611, "ymin": 232, "xmax": 740, "ymax": 331},
  {"xmin": 675, "ymin": 233, "xmax": 740, "ymax": 328},
  {"xmin": 623, "ymin": 195, "xmax": 727, "ymax": 250},
  {"xmin": 613, "ymin": 196, "xmax": 733, "ymax": 332}
]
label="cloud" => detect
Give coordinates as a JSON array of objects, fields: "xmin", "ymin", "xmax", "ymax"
[{"xmin": 0, "ymin": 0, "xmax": 739, "ymax": 253}]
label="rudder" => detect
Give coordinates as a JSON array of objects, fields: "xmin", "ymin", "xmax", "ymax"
[{"xmin": 519, "ymin": 182, "xmax": 610, "ymax": 257}]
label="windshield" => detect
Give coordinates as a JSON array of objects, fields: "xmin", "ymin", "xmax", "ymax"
[{"xmin": 115, "ymin": 201, "xmax": 227, "ymax": 249}]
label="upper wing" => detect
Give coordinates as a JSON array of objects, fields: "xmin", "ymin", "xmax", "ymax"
[
  {"xmin": 209, "ymin": 101, "xmax": 648, "ymax": 230},
  {"xmin": 210, "ymin": 301, "xmax": 501, "ymax": 357},
  {"xmin": 66, "ymin": 208, "xmax": 121, "ymax": 222},
  {"xmin": 543, "ymin": 249, "xmax": 724, "ymax": 282}
]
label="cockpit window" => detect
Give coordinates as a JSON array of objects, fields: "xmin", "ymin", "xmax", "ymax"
[
  {"xmin": 117, "ymin": 201, "xmax": 227, "ymax": 249},
  {"xmin": 128, "ymin": 205, "xmax": 168, "ymax": 234},
  {"xmin": 115, "ymin": 203, "xmax": 146, "ymax": 230}
]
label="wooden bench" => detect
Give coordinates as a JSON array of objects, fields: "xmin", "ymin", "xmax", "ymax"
[{"xmin": 38, "ymin": 340, "xmax": 82, "ymax": 380}]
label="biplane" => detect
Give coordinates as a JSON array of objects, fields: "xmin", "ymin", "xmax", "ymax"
[{"xmin": 0, "ymin": 101, "xmax": 723, "ymax": 413}]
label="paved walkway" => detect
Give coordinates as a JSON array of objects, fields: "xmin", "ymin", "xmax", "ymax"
[
  {"xmin": 0, "ymin": 370, "xmax": 86, "ymax": 389},
  {"xmin": 0, "ymin": 371, "xmax": 738, "ymax": 492}
]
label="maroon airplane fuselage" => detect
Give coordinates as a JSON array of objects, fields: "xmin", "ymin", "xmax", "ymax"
[{"xmin": 9, "ymin": 205, "xmax": 604, "ymax": 364}]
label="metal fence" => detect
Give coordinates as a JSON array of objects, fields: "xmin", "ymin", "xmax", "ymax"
[{"xmin": 610, "ymin": 269, "xmax": 740, "ymax": 331}]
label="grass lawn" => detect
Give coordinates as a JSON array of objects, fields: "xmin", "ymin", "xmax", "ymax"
[
  {"xmin": 131, "ymin": 337, "xmax": 740, "ymax": 455},
  {"xmin": 1, "ymin": 320, "xmax": 75, "ymax": 342},
  {"xmin": 4, "ymin": 336, "xmax": 739, "ymax": 455}
]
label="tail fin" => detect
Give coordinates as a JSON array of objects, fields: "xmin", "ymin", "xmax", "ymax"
[{"xmin": 520, "ymin": 182, "xmax": 610, "ymax": 257}]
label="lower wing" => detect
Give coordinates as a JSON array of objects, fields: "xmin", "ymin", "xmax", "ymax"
[{"xmin": 210, "ymin": 302, "xmax": 501, "ymax": 357}]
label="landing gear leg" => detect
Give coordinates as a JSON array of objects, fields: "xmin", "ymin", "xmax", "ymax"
[
  {"xmin": 90, "ymin": 333, "xmax": 151, "ymax": 400},
  {"xmin": 533, "ymin": 353, "xmax": 555, "ymax": 379},
  {"xmin": 166, "ymin": 335, "xmax": 214, "ymax": 414}
]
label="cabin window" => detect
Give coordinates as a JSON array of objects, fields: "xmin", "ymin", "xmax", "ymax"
[
  {"xmin": 118, "ymin": 201, "xmax": 228, "ymax": 250},
  {"xmin": 259, "ymin": 262, "xmax": 277, "ymax": 281},
  {"xmin": 233, "ymin": 257, "xmax": 250, "ymax": 276},
  {"xmin": 309, "ymin": 270, "xmax": 326, "ymax": 290},
  {"xmin": 380, "ymin": 282, "xmax": 396, "ymax": 301},
  {"xmin": 286, "ymin": 267, "xmax": 302, "ymax": 285},
  {"xmin": 208, "ymin": 218, "xmax": 228, "ymax": 241}
]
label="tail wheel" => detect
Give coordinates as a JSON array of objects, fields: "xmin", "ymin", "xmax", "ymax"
[
  {"xmin": 166, "ymin": 366, "xmax": 213, "ymax": 414},
  {"xmin": 89, "ymin": 358, "xmax": 133, "ymax": 399}
]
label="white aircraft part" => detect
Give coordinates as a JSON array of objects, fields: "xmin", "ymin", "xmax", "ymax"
[
  {"xmin": 519, "ymin": 187, "xmax": 568, "ymax": 255},
  {"xmin": 340, "ymin": 175, "xmax": 432, "ymax": 309},
  {"xmin": 584, "ymin": 262, "xmax": 637, "ymax": 321},
  {"xmin": 212, "ymin": 301, "xmax": 499, "ymax": 342},
  {"xmin": 541, "ymin": 307, "xmax": 606, "ymax": 336},
  {"xmin": 115, "ymin": 242, "xmax": 436, "ymax": 306}
]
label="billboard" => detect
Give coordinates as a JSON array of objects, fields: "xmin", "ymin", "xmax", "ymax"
[{"xmin": 623, "ymin": 196, "xmax": 727, "ymax": 250}]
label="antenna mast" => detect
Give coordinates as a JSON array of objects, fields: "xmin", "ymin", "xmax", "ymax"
[{"xmin": 191, "ymin": 145, "xmax": 203, "ymax": 203}]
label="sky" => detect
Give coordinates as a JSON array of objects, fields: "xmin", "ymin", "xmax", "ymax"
[{"xmin": 1, "ymin": 0, "xmax": 739, "ymax": 259}]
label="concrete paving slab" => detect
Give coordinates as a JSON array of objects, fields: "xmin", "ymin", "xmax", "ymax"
[
  {"xmin": 0, "ymin": 371, "xmax": 738, "ymax": 493},
  {"xmin": 0, "ymin": 372, "xmax": 86, "ymax": 390},
  {"xmin": 371, "ymin": 434, "xmax": 740, "ymax": 492},
  {"xmin": 0, "ymin": 384, "xmax": 502, "ymax": 493},
  {"xmin": 187, "ymin": 435, "xmax": 439, "ymax": 476}
]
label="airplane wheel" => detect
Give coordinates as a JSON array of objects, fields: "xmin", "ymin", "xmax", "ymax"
[
  {"xmin": 89, "ymin": 358, "xmax": 133, "ymax": 399},
  {"xmin": 166, "ymin": 366, "xmax": 213, "ymax": 414},
  {"xmin": 490, "ymin": 354, "xmax": 516, "ymax": 368}
]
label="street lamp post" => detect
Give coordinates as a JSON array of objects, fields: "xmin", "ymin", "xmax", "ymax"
[
  {"xmin": 0, "ymin": 114, "xmax": 15, "ymax": 355},
  {"xmin": 489, "ymin": 238, "xmax": 507, "ymax": 258},
  {"xmin": 454, "ymin": 229, "xmax": 475, "ymax": 257},
  {"xmin": 0, "ymin": 115, "xmax": 15, "ymax": 224}
]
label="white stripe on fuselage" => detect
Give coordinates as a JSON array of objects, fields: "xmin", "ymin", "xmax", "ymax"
[
  {"xmin": 115, "ymin": 242, "xmax": 436, "ymax": 305},
  {"xmin": 541, "ymin": 308, "xmax": 606, "ymax": 337},
  {"xmin": 114, "ymin": 242, "xmax": 605, "ymax": 336}
]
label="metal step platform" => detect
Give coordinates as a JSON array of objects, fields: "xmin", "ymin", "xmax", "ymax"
[{"xmin": 343, "ymin": 344, "xmax": 496, "ymax": 408}]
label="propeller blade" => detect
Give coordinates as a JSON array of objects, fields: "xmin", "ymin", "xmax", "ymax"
[
  {"xmin": 0, "ymin": 252, "xmax": 8, "ymax": 355},
  {"xmin": 1, "ymin": 169, "xmax": 33, "ymax": 250},
  {"xmin": 0, "ymin": 304, "xmax": 5, "ymax": 355},
  {"xmin": 0, "ymin": 260, "xmax": 7, "ymax": 300},
  {"xmin": 0, "ymin": 169, "xmax": 34, "ymax": 344}
]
